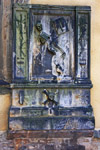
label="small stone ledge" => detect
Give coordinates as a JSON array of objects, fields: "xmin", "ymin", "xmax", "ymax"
[{"xmin": 7, "ymin": 130, "xmax": 94, "ymax": 140}]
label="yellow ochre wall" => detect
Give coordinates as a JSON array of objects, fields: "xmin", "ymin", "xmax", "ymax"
[
  {"xmin": 30, "ymin": 0, "xmax": 100, "ymax": 129},
  {"xmin": 0, "ymin": 94, "xmax": 11, "ymax": 131}
]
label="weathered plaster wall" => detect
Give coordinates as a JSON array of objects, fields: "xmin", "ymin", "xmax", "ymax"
[
  {"xmin": 0, "ymin": 0, "xmax": 12, "ymax": 132},
  {"xmin": 0, "ymin": 0, "xmax": 12, "ymax": 82},
  {"xmin": 0, "ymin": 0, "xmax": 31, "ymax": 131},
  {"xmin": 30, "ymin": 0, "xmax": 100, "ymax": 129},
  {"xmin": 0, "ymin": 94, "xmax": 11, "ymax": 131}
]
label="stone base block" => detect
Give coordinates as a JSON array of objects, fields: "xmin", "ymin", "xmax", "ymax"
[
  {"xmin": 9, "ymin": 116, "xmax": 94, "ymax": 130},
  {"xmin": 9, "ymin": 106, "xmax": 95, "ymax": 130}
]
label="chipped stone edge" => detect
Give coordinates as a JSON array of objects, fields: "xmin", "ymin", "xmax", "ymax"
[
  {"xmin": 94, "ymin": 128, "xmax": 100, "ymax": 138},
  {"xmin": 0, "ymin": 131, "xmax": 7, "ymax": 141}
]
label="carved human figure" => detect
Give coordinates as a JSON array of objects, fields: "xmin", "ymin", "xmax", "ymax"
[
  {"xmin": 50, "ymin": 17, "xmax": 71, "ymax": 80},
  {"xmin": 33, "ymin": 21, "xmax": 55, "ymax": 77},
  {"xmin": 33, "ymin": 17, "xmax": 72, "ymax": 81}
]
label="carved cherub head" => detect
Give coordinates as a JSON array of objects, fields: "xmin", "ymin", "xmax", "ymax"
[
  {"xmin": 43, "ymin": 89, "xmax": 55, "ymax": 100},
  {"xmin": 35, "ymin": 21, "xmax": 43, "ymax": 32},
  {"xmin": 42, "ymin": 89, "xmax": 58, "ymax": 107}
]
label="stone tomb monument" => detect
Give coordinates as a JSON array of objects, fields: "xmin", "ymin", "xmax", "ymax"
[{"xmin": 9, "ymin": 4, "xmax": 95, "ymax": 130}]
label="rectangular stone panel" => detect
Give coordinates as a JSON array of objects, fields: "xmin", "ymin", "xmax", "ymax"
[
  {"xmin": 12, "ymin": 88, "xmax": 90, "ymax": 107},
  {"xmin": 29, "ymin": 9, "xmax": 75, "ymax": 83},
  {"xmin": 13, "ymin": 8, "xmax": 29, "ymax": 80},
  {"xmin": 75, "ymin": 11, "xmax": 91, "ymax": 83}
]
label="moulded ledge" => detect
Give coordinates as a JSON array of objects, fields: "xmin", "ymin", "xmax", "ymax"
[
  {"xmin": 7, "ymin": 129, "xmax": 94, "ymax": 139},
  {"xmin": 9, "ymin": 106, "xmax": 94, "ymax": 118},
  {"xmin": 10, "ymin": 82, "xmax": 93, "ymax": 89},
  {"xmin": 13, "ymin": 4, "xmax": 91, "ymax": 11}
]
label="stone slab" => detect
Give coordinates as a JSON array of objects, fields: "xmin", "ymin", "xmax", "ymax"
[{"xmin": 9, "ymin": 116, "xmax": 95, "ymax": 130}]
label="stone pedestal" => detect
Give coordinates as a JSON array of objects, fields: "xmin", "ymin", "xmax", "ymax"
[{"xmin": 9, "ymin": 4, "xmax": 95, "ymax": 132}]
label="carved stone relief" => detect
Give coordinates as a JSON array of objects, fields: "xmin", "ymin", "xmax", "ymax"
[
  {"xmin": 77, "ymin": 13, "xmax": 89, "ymax": 79},
  {"xmin": 9, "ymin": 5, "xmax": 94, "ymax": 131},
  {"xmin": 12, "ymin": 88, "xmax": 90, "ymax": 108},
  {"xmin": 15, "ymin": 10, "xmax": 28, "ymax": 79},
  {"xmin": 30, "ymin": 13, "xmax": 74, "ymax": 82}
]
